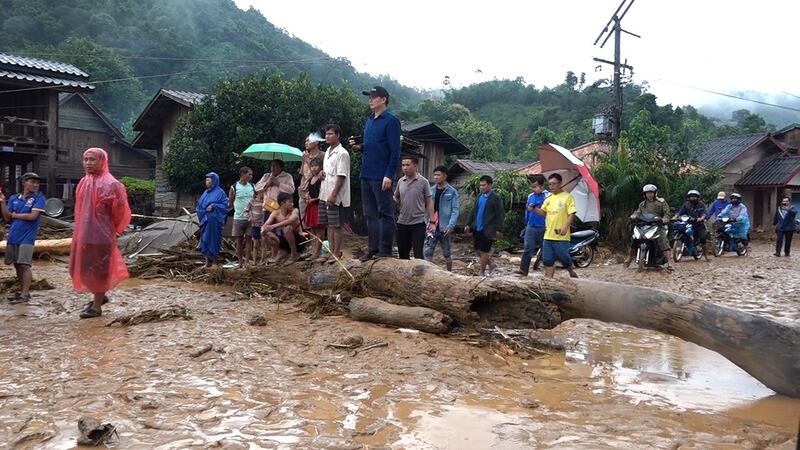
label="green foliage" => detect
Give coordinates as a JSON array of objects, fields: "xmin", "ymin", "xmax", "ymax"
[
  {"xmin": 120, "ymin": 176, "xmax": 155, "ymax": 196},
  {"xmin": 163, "ymin": 72, "xmax": 365, "ymax": 194},
  {"xmin": 0, "ymin": 0, "xmax": 422, "ymax": 128},
  {"xmin": 446, "ymin": 119, "xmax": 502, "ymax": 161}
]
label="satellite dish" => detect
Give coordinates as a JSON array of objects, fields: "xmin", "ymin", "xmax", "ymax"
[{"xmin": 45, "ymin": 198, "xmax": 64, "ymax": 217}]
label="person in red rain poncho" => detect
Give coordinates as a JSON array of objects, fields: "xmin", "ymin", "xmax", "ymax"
[{"xmin": 70, "ymin": 148, "xmax": 131, "ymax": 319}]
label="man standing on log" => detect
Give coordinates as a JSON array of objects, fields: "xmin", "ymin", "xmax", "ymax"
[
  {"xmin": 0, "ymin": 172, "xmax": 46, "ymax": 303},
  {"xmin": 531, "ymin": 173, "xmax": 578, "ymax": 279},
  {"xmin": 423, "ymin": 165, "xmax": 459, "ymax": 271},
  {"xmin": 319, "ymin": 124, "xmax": 350, "ymax": 264},
  {"xmin": 350, "ymin": 86, "xmax": 401, "ymax": 261},
  {"xmin": 465, "ymin": 175, "xmax": 504, "ymax": 276},
  {"xmin": 228, "ymin": 167, "xmax": 254, "ymax": 268},
  {"xmin": 394, "ymin": 156, "xmax": 434, "ymax": 259}
]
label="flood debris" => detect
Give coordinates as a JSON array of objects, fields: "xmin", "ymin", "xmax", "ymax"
[
  {"xmin": 248, "ymin": 314, "xmax": 268, "ymax": 326},
  {"xmin": 189, "ymin": 343, "xmax": 213, "ymax": 358},
  {"xmin": 77, "ymin": 416, "xmax": 118, "ymax": 446},
  {"xmin": 327, "ymin": 335, "xmax": 364, "ymax": 349},
  {"xmin": 0, "ymin": 277, "xmax": 54, "ymax": 293},
  {"xmin": 106, "ymin": 305, "xmax": 192, "ymax": 327}
]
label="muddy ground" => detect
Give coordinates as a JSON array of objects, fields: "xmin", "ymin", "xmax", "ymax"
[{"xmin": 0, "ymin": 239, "xmax": 798, "ymax": 449}]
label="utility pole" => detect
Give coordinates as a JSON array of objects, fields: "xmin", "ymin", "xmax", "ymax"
[{"xmin": 593, "ymin": 0, "xmax": 639, "ymax": 141}]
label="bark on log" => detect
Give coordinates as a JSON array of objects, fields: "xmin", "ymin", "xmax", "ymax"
[
  {"xmin": 220, "ymin": 258, "xmax": 800, "ymax": 398},
  {"xmin": 349, "ymin": 297, "xmax": 452, "ymax": 334},
  {"xmin": 0, "ymin": 238, "xmax": 72, "ymax": 255}
]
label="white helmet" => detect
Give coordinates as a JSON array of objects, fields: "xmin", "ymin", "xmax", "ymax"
[
  {"xmin": 687, "ymin": 189, "xmax": 700, "ymax": 197},
  {"xmin": 643, "ymin": 184, "xmax": 658, "ymax": 193},
  {"xmin": 730, "ymin": 192, "xmax": 742, "ymax": 199}
]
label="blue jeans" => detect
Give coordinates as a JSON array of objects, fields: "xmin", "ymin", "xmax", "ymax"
[
  {"xmin": 542, "ymin": 239, "xmax": 573, "ymax": 268},
  {"xmin": 361, "ymin": 178, "xmax": 395, "ymax": 255},
  {"xmin": 424, "ymin": 231, "xmax": 453, "ymax": 262},
  {"xmin": 520, "ymin": 226, "xmax": 545, "ymax": 272}
]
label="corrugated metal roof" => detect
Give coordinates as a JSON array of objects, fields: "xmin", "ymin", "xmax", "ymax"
[
  {"xmin": 735, "ymin": 155, "xmax": 800, "ymax": 187},
  {"xmin": 0, "ymin": 53, "xmax": 89, "ymax": 78},
  {"xmin": 0, "ymin": 70, "xmax": 94, "ymax": 90},
  {"xmin": 453, "ymin": 159, "xmax": 529, "ymax": 175},
  {"xmin": 695, "ymin": 133, "xmax": 766, "ymax": 168},
  {"xmin": 161, "ymin": 89, "xmax": 206, "ymax": 106},
  {"xmin": 401, "ymin": 121, "xmax": 470, "ymax": 155}
]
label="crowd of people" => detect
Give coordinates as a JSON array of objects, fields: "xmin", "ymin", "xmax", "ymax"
[{"xmin": 1, "ymin": 86, "xmax": 798, "ymax": 319}]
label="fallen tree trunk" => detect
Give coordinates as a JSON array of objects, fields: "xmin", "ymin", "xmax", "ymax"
[
  {"xmin": 0, "ymin": 238, "xmax": 72, "ymax": 255},
  {"xmin": 287, "ymin": 258, "xmax": 798, "ymax": 398},
  {"xmin": 349, "ymin": 297, "xmax": 452, "ymax": 334}
]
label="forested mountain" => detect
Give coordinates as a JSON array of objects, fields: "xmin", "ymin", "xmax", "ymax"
[
  {"xmin": 0, "ymin": 0, "xmax": 422, "ymax": 132},
  {"xmin": 398, "ymin": 74, "xmax": 782, "ymax": 162}
]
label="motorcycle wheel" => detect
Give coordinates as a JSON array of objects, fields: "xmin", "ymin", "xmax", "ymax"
[
  {"xmin": 736, "ymin": 242, "xmax": 747, "ymax": 256},
  {"xmin": 693, "ymin": 244, "xmax": 702, "ymax": 260},
  {"xmin": 637, "ymin": 250, "xmax": 647, "ymax": 273},
  {"xmin": 672, "ymin": 241, "xmax": 684, "ymax": 262},
  {"xmin": 715, "ymin": 240, "xmax": 725, "ymax": 257},
  {"xmin": 575, "ymin": 246, "xmax": 594, "ymax": 268},
  {"xmin": 532, "ymin": 249, "xmax": 542, "ymax": 270}
]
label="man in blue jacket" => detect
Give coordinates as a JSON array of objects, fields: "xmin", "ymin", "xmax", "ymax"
[
  {"xmin": 518, "ymin": 175, "xmax": 549, "ymax": 276},
  {"xmin": 773, "ymin": 197, "xmax": 797, "ymax": 257},
  {"xmin": 423, "ymin": 165, "xmax": 460, "ymax": 271},
  {"xmin": 350, "ymin": 86, "xmax": 401, "ymax": 261}
]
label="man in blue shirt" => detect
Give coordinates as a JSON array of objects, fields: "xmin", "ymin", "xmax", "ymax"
[
  {"xmin": 518, "ymin": 175, "xmax": 549, "ymax": 276},
  {"xmin": 0, "ymin": 172, "xmax": 47, "ymax": 303},
  {"xmin": 708, "ymin": 191, "xmax": 729, "ymax": 220},
  {"xmin": 350, "ymin": 86, "xmax": 401, "ymax": 261}
]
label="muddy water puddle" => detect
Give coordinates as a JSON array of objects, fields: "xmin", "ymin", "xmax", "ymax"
[{"xmin": 0, "ymin": 248, "xmax": 798, "ymax": 449}]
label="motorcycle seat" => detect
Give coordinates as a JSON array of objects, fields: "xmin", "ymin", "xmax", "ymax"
[{"xmin": 571, "ymin": 230, "xmax": 596, "ymax": 239}]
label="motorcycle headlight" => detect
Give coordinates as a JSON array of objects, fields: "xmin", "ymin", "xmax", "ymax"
[
  {"xmin": 633, "ymin": 228, "xmax": 641, "ymax": 239},
  {"xmin": 645, "ymin": 227, "xmax": 657, "ymax": 239}
]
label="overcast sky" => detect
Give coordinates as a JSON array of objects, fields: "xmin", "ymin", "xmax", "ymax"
[{"xmin": 233, "ymin": 0, "xmax": 799, "ymax": 109}]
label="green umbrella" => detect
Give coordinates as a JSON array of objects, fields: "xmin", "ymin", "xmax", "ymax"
[{"xmin": 242, "ymin": 143, "xmax": 303, "ymax": 162}]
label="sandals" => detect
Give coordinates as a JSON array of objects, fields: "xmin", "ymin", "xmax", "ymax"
[
  {"xmin": 79, "ymin": 308, "xmax": 102, "ymax": 319},
  {"xmin": 83, "ymin": 295, "xmax": 110, "ymax": 311},
  {"xmin": 9, "ymin": 294, "xmax": 30, "ymax": 304}
]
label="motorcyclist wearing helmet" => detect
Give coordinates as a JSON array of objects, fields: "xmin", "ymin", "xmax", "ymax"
[
  {"xmin": 624, "ymin": 184, "xmax": 673, "ymax": 270},
  {"xmin": 717, "ymin": 192, "xmax": 750, "ymax": 245},
  {"xmin": 674, "ymin": 189, "xmax": 710, "ymax": 261}
]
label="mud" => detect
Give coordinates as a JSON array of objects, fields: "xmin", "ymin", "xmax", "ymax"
[{"xmin": 0, "ymin": 241, "xmax": 798, "ymax": 449}]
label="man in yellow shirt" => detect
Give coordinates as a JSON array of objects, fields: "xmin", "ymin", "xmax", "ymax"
[{"xmin": 532, "ymin": 173, "xmax": 578, "ymax": 279}]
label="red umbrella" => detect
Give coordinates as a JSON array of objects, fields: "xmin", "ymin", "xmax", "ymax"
[{"xmin": 538, "ymin": 143, "xmax": 601, "ymax": 222}]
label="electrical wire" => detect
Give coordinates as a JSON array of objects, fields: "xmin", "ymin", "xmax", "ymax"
[
  {"xmin": 652, "ymin": 79, "xmax": 800, "ymax": 113},
  {"xmin": 1, "ymin": 50, "xmax": 336, "ymax": 65}
]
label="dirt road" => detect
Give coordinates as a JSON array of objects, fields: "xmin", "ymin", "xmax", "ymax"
[{"xmin": 0, "ymin": 241, "xmax": 798, "ymax": 449}]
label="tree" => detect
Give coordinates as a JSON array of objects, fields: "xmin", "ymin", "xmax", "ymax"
[
  {"xmin": 163, "ymin": 72, "xmax": 365, "ymax": 193},
  {"xmin": 445, "ymin": 119, "xmax": 502, "ymax": 161},
  {"xmin": 564, "ymin": 71, "xmax": 578, "ymax": 89},
  {"xmin": 56, "ymin": 37, "xmax": 148, "ymax": 130}
]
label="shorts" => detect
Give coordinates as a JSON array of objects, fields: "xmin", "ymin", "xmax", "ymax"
[
  {"xmin": 318, "ymin": 201, "xmax": 344, "ymax": 227},
  {"xmin": 232, "ymin": 219, "xmax": 249, "ymax": 237},
  {"xmin": 542, "ymin": 239, "xmax": 573, "ymax": 268},
  {"xmin": 250, "ymin": 226, "xmax": 262, "ymax": 240},
  {"xmin": 4, "ymin": 243, "xmax": 34, "ymax": 266},
  {"xmin": 275, "ymin": 229, "xmax": 305, "ymax": 253},
  {"xmin": 473, "ymin": 230, "xmax": 493, "ymax": 253}
]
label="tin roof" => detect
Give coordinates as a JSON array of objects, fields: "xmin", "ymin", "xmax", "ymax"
[
  {"xmin": 401, "ymin": 122, "xmax": 470, "ymax": 155},
  {"xmin": 0, "ymin": 69, "xmax": 94, "ymax": 91},
  {"xmin": 451, "ymin": 159, "xmax": 529, "ymax": 175},
  {"xmin": 0, "ymin": 53, "xmax": 89, "ymax": 78},
  {"xmin": 695, "ymin": 133, "xmax": 769, "ymax": 168},
  {"xmin": 735, "ymin": 155, "xmax": 800, "ymax": 187},
  {"xmin": 161, "ymin": 89, "xmax": 207, "ymax": 107}
]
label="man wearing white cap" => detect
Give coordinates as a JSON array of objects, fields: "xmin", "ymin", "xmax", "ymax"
[{"xmin": 708, "ymin": 191, "xmax": 729, "ymax": 221}]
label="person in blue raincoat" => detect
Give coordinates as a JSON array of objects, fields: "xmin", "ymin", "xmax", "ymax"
[
  {"xmin": 197, "ymin": 172, "xmax": 228, "ymax": 267},
  {"xmin": 717, "ymin": 192, "xmax": 750, "ymax": 243}
]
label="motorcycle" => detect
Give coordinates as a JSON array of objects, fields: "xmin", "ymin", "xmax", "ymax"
[
  {"xmin": 631, "ymin": 213, "xmax": 669, "ymax": 271},
  {"xmin": 532, "ymin": 228, "xmax": 600, "ymax": 270},
  {"xmin": 714, "ymin": 217, "xmax": 748, "ymax": 257},
  {"xmin": 671, "ymin": 215, "xmax": 703, "ymax": 262}
]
